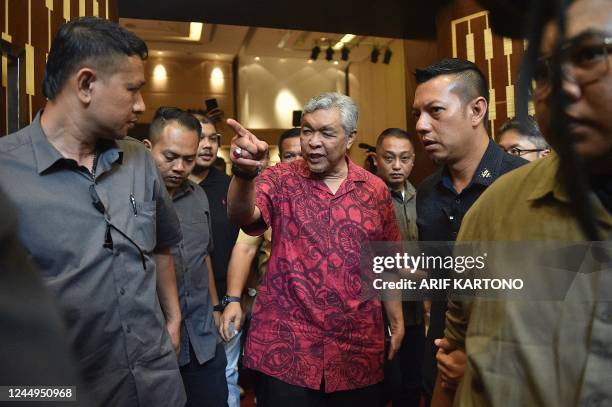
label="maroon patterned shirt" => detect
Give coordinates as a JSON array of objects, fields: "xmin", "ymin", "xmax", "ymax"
[{"xmin": 242, "ymin": 157, "xmax": 401, "ymax": 392}]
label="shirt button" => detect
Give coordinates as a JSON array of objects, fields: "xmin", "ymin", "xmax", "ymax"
[{"xmin": 455, "ymin": 198, "xmax": 461, "ymax": 204}]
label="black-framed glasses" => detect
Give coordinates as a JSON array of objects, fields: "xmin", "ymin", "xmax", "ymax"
[
  {"xmin": 89, "ymin": 184, "xmax": 147, "ymax": 270},
  {"xmin": 506, "ymin": 147, "xmax": 546, "ymax": 157},
  {"xmin": 532, "ymin": 32, "xmax": 612, "ymax": 100}
]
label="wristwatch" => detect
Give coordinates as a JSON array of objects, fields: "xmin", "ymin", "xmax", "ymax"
[{"xmin": 221, "ymin": 295, "xmax": 241, "ymax": 308}]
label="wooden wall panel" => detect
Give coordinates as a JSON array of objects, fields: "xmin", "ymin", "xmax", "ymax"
[
  {"xmin": 1, "ymin": 0, "xmax": 117, "ymax": 136},
  {"xmin": 406, "ymin": 0, "xmax": 528, "ymax": 184}
]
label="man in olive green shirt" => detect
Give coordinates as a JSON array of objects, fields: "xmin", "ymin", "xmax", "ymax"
[{"xmin": 433, "ymin": 0, "xmax": 612, "ymax": 405}]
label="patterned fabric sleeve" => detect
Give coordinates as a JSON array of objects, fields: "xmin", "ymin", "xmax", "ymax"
[
  {"xmin": 243, "ymin": 166, "xmax": 280, "ymax": 236},
  {"xmin": 380, "ymin": 187, "xmax": 401, "ymax": 242}
]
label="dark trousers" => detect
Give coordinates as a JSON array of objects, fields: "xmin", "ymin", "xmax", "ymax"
[
  {"xmin": 423, "ymin": 300, "xmax": 447, "ymax": 406},
  {"xmin": 383, "ymin": 323, "xmax": 425, "ymax": 407},
  {"xmin": 180, "ymin": 342, "xmax": 229, "ymax": 407},
  {"xmin": 255, "ymin": 372, "xmax": 383, "ymax": 407}
]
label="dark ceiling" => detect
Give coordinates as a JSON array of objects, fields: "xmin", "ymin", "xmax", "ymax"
[{"xmin": 118, "ymin": 0, "xmax": 451, "ymax": 40}]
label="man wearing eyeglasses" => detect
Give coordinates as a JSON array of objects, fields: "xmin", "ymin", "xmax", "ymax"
[
  {"xmin": 0, "ymin": 18, "xmax": 186, "ymax": 406},
  {"xmin": 144, "ymin": 107, "xmax": 228, "ymax": 407},
  {"xmin": 497, "ymin": 116, "xmax": 551, "ymax": 161},
  {"xmin": 433, "ymin": 0, "xmax": 612, "ymax": 406}
]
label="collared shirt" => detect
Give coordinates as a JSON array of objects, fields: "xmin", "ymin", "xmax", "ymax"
[
  {"xmin": 416, "ymin": 139, "xmax": 526, "ymax": 341},
  {"xmin": 242, "ymin": 157, "xmax": 401, "ymax": 392},
  {"xmin": 416, "ymin": 139, "xmax": 527, "ymax": 242},
  {"xmin": 390, "ymin": 180, "xmax": 418, "ymax": 242},
  {"xmin": 171, "ymin": 180, "xmax": 219, "ymax": 367},
  {"xmin": 389, "ymin": 180, "xmax": 423, "ymax": 326},
  {"xmin": 199, "ymin": 166, "xmax": 240, "ymax": 297},
  {"xmin": 0, "ymin": 113, "xmax": 185, "ymax": 407},
  {"xmin": 446, "ymin": 153, "xmax": 612, "ymax": 406}
]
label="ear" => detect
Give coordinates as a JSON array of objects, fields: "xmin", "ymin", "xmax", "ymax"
[
  {"xmin": 346, "ymin": 130, "xmax": 357, "ymax": 149},
  {"xmin": 540, "ymin": 148, "xmax": 551, "ymax": 158},
  {"xmin": 470, "ymin": 96, "xmax": 488, "ymax": 127},
  {"xmin": 142, "ymin": 139, "xmax": 153, "ymax": 150},
  {"xmin": 75, "ymin": 68, "xmax": 97, "ymax": 104}
]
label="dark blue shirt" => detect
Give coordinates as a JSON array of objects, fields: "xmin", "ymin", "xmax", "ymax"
[
  {"xmin": 199, "ymin": 166, "xmax": 239, "ymax": 297},
  {"xmin": 417, "ymin": 139, "xmax": 527, "ymax": 242},
  {"xmin": 416, "ymin": 138, "xmax": 526, "ymax": 393}
]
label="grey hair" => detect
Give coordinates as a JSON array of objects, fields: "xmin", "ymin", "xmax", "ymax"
[{"xmin": 303, "ymin": 92, "xmax": 358, "ymax": 135}]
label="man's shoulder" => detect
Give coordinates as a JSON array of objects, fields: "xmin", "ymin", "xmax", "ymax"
[
  {"xmin": 187, "ymin": 179, "xmax": 210, "ymax": 205},
  {"xmin": 0, "ymin": 126, "xmax": 34, "ymax": 154},
  {"xmin": 116, "ymin": 136, "xmax": 150, "ymax": 158},
  {"xmin": 469, "ymin": 156, "xmax": 553, "ymax": 217},
  {"xmin": 498, "ymin": 150, "xmax": 528, "ymax": 175}
]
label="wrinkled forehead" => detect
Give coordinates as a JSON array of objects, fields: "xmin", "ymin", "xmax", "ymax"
[{"xmin": 541, "ymin": 0, "xmax": 612, "ymax": 54}]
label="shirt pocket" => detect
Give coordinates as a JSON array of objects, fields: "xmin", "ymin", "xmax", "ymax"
[{"xmin": 127, "ymin": 200, "xmax": 157, "ymax": 253}]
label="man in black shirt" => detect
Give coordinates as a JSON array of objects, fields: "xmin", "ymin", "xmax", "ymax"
[
  {"xmin": 411, "ymin": 58, "xmax": 526, "ymax": 405},
  {"xmin": 189, "ymin": 113, "xmax": 241, "ymax": 407}
]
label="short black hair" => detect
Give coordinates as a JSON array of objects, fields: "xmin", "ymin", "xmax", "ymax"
[
  {"xmin": 148, "ymin": 107, "xmax": 202, "ymax": 144},
  {"xmin": 376, "ymin": 128, "xmax": 415, "ymax": 150},
  {"xmin": 278, "ymin": 128, "xmax": 301, "ymax": 155},
  {"xmin": 42, "ymin": 17, "xmax": 148, "ymax": 100},
  {"xmin": 415, "ymin": 58, "xmax": 489, "ymax": 126},
  {"xmin": 498, "ymin": 115, "xmax": 549, "ymax": 149}
]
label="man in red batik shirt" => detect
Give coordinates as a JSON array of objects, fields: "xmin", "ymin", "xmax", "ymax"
[{"xmin": 220, "ymin": 92, "xmax": 404, "ymax": 407}]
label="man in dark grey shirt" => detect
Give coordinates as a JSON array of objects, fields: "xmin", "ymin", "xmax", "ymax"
[
  {"xmin": 0, "ymin": 18, "xmax": 185, "ymax": 406},
  {"xmin": 144, "ymin": 107, "xmax": 228, "ymax": 407}
]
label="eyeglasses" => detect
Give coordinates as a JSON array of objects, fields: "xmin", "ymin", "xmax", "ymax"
[
  {"xmin": 506, "ymin": 147, "xmax": 546, "ymax": 157},
  {"xmin": 532, "ymin": 33, "xmax": 612, "ymax": 100},
  {"xmin": 89, "ymin": 184, "xmax": 147, "ymax": 270}
]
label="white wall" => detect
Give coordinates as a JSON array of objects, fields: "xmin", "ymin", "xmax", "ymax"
[{"xmin": 238, "ymin": 57, "xmax": 346, "ymax": 129}]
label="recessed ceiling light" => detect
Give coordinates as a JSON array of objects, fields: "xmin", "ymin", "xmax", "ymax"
[
  {"xmin": 254, "ymin": 56, "xmax": 261, "ymax": 61},
  {"xmin": 189, "ymin": 22, "xmax": 203, "ymax": 41},
  {"xmin": 333, "ymin": 61, "xmax": 339, "ymax": 65}
]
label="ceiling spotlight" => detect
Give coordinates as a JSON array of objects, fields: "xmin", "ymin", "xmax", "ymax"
[
  {"xmin": 370, "ymin": 47, "xmax": 380, "ymax": 63},
  {"xmin": 310, "ymin": 45, "xmax": 321, "ymax": 61},
  {"xmin": 325, "ymin": 45, "xmax": 334, "ymax": 62},
  {"xmin": 341, "ymin": 46, "xmax": 350, "ymax": 61},
  {"xmin": 383, "ymin": 48, "xmax": 393, "ymax": 64}
]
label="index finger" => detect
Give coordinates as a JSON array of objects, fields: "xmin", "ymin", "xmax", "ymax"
[{"xmin": 227, "ymin": 118, "xmax": 253, "ymax": 139}]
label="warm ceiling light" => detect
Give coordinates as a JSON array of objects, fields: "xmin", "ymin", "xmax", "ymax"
[
  {"xmin": 153, "ymin": 64, "xmax": 167, "ymax": 80},
  {"xmin": 333, "ymin": 61, "xmax": 339, "ymax": 65},
  {"xmin": 189, "ymin": 22, "xmax": 203, "ymax": 41},
  {"xmin": 339, "ymin": 34, "xmax": 356, "ymax": 43},
  {"xmin": 333, "ymin": 34, "xmax": 356, "ymax": 50},
  {"xmin": 254, "ymin": 56, "xmax": 261, "ymax": 61}
]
